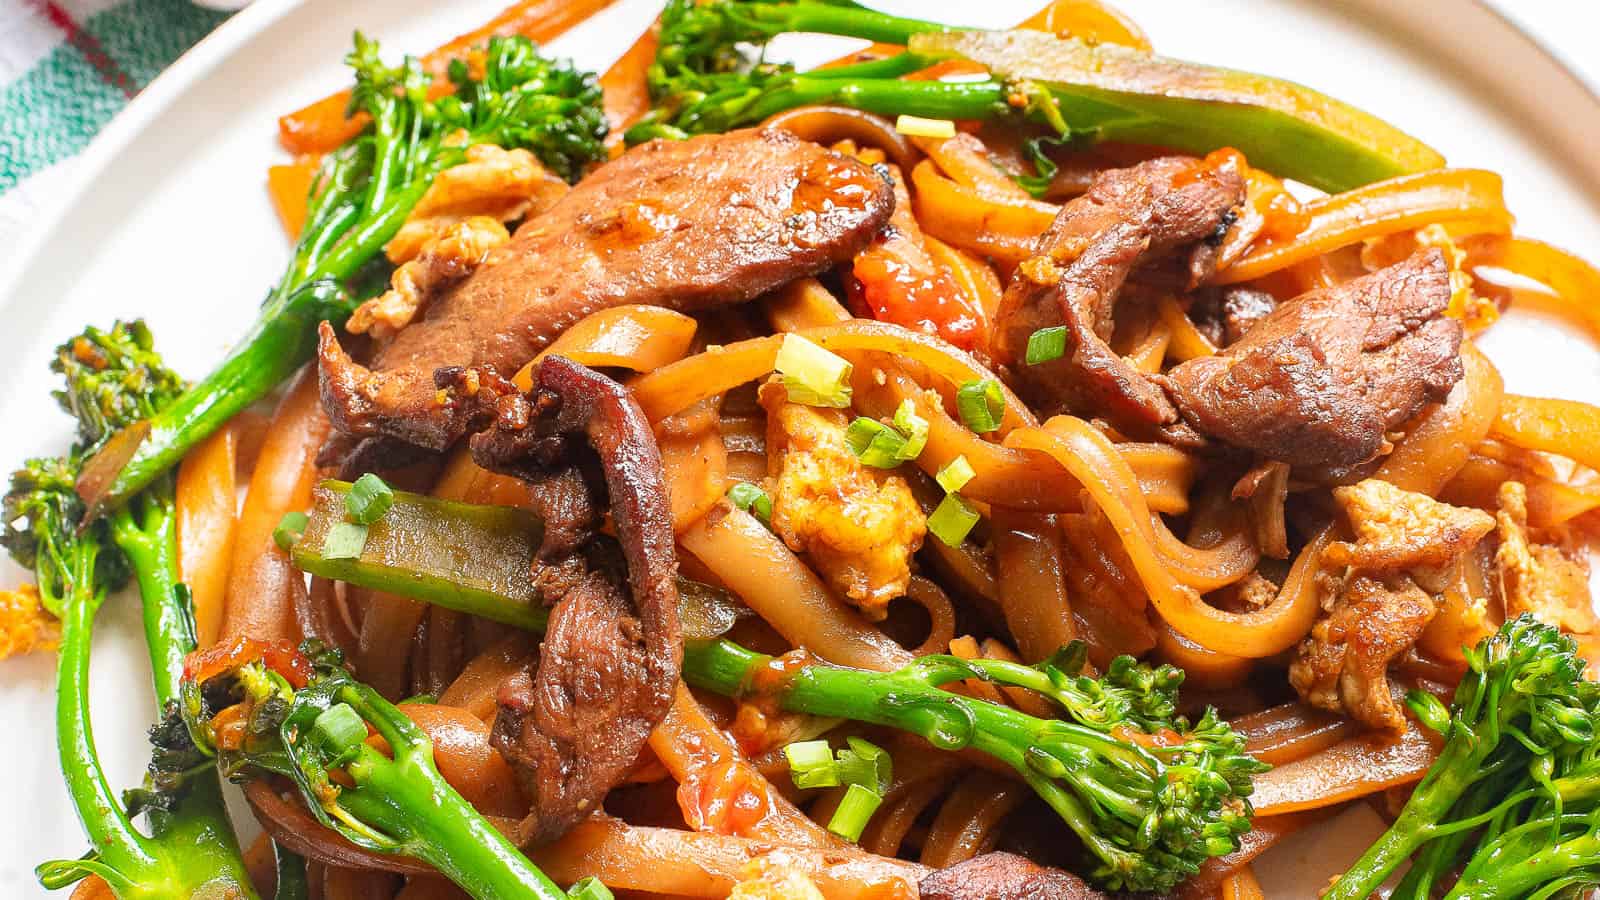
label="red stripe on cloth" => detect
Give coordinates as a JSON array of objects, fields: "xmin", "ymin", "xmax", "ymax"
[{"xmin": 31, "ymin": 0, "xmax": 137, "ymax": 98}]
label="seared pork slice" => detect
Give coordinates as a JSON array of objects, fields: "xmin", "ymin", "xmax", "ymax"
[
  {"xmin": 919, "ymin": 852, "xmax": 1108, "ymax": 900},
  {"xmin": 439, "ymin": 357, "xmax": 681, "ymax": 846},
  {"xmin": 1162, "ymin": 249, "xmax": 1463, "ymax": 468},
  {"xmin": 321, "ymin": 128, "xmax": 895, "ymax": 450},
  {"xmin": 993, "ymin": 156, "xmax": 1243, "ymax": 435}
]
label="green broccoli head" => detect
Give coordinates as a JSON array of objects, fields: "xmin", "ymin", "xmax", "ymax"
[
  {"xmin": 2, "ymin": 456, "xmax": 125, "ymax": 616},
  {"xmin": 654, "ymin": 0, "xmax": 792, "ymax": 88},
  {"xmin": 52, "ymin": 320, "xmax": 185, "ymax": 453},
  {"xmin": 447, "ymin": 35, "xmax": 609, "ymax": 183}
]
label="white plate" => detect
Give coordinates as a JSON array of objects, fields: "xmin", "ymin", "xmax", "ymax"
[{"xmin": 3, "ymin": 1, "xmax": 1599, "ymax": 895}]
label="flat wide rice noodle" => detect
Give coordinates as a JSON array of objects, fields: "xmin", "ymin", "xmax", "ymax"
[
  {"xmin": 530, "ymin": 818, "xmax": 924, "ymax": 900},
  {"xmin": 1216, "ymin": 169, "xmax": 1512, "ymax": 283},
  {"xmin": 1250, "ymin": 723, "xmax": 1438, "ymax": 815}
]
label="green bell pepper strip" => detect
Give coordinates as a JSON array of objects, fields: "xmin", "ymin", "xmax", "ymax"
[{"xmin": 908, "ymin": 29, "xmax": 1445, "ymax": 193}]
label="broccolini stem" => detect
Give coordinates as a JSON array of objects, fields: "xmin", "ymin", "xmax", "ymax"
[
  {"xmin": 1321, "ymin": 757, "xmax": 1464, "ymax": 900},
  {"xmin": 742, "ymin": 76, "xmax": 1011, "ymax": 126},
  {"xmin": 681, "ymin": 638, "xmax": 1148, "ymax": 878},
  {"xmin": 737, "ymin": 1, "xmax": 952, "ymax": 44},
  {"xmin": 106, "ymin": 498, "xmax": 184, "ymax": 702},
  {"xmin": 1444, "ymin": 817, "xmax": 1600, "ymax": 900},
  {"xmin": 44, "ymin": 556, "xmax": 257, "ymax": 899},
  {"xmin": 78, "ymin": 280, "xmax": 357, "ymax": 517},
  {"xmin": 338, "ymin": 744, "xmax": 568, "ymax": 899},
  {"xmin": 48, "ymin": 562, "xmax": 158, "ymax": 894}
]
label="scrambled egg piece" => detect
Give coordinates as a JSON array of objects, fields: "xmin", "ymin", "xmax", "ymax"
[
  {"xmin": 0, "ymin": 583, "xmax": 59, "ymax": 659},
  {"xmin": 760, "ymin": 381, "xmax": 926, "ymax": 620},
  {"xmin": 1496, "ymin": 481, "xmax": 1596, "ymax": 634},
  {"xmin": 384, "ymin": 143, "xmax": 568, "ymax": 264},
  {"xmin": 1325, "ymin": 478, "xmax": 1497, "ymax": 575},
  {"xmin": 1291, "ymin": 480, "xmax": 1496, "ymax": 731},
  {"xmin": 729, "ymin": 859, "xmax": 826, "ymax": 900},
  {"xmin": 349, "ymin": 215, "xmax": 509, "ymax": 340}
]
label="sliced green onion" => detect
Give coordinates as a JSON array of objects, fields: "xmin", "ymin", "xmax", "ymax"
[
  {"xmin": 927, "ymin": 493, "xmax": 981, "ymax": 548},
  {"xmin": 784, "ymin": 739, "xmax": 841, "ymax": 790},
  {"xmin": 775, "ymin": 333, "xmax": 853, "ymax": 408},
  {"xmin": 310, "ymin": 703, "xmax": 368, "ymax": 766},
  {"xmin": 726, "ymin": 482, "xmax": 773, "ymax": 526},
  {"xmin": 345, "ymin": 472, "xmax": 395, "ymax": 525},
  {"xmin": 568, "ymin": 877, "xmax": 615, "ymax": 900},
  {"xmin": 322, "ymin": 521, "xmax": 369, "ymax": 560},
  {"xmin": 398, "ymin": 693, "xmax": 439, "ymax": 706},
  {"xmin": 846, "ymin": 417, "xmax": 909, "ymax": 469},
  {"xmin": 892, "ymin": 399, "xmax": 929, "ymax": 461},
  {"xmin": 828, "ymin": 783, "xmax": 885, "ymax": 842},
  {"xmin": 836, "ymin": 736, "xmax": 892, "ymax": 794},
  {"xmin": 956, "ymin": 379, "xmax": 1005, "ymax": 433},
  {"xmin": 935, "ymin": 456, "xmax": 976, "ymax": 494},
  {"xmin": 272, "ymin": 511, "xmax": 309, "ymax": 551},
  {"xmin": 895, "ymin": 114, "xmax": 957, "ymax": 138},
  {"xmin": 1025, "ymin": 326, "xmax": 1068, "ymax": 365}
]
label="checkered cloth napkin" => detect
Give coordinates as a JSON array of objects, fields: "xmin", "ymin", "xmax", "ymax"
[{"xmin": 0, "ymin": 0, "xmax": 230, "ymax": 256}]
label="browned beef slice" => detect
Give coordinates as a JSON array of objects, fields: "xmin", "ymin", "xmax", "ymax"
[
  {"xmin": 1161, "ymin": 249, "xmax": 1463, "ymax": 468},
  {"xmin": 319, "ymin": 128, "xmax": 895, "ymax": 451},
  {"xmin": 993, "ymin": 156, "xmax": 1243, "ymax": 434},
  {"xmin": 441, "ymin": 357, "xmax": 681, "ymax": 845},
  {"xmin": 1189, "ymin": 286, "xmax": 1278, "ymax": 346},
  {"xmin": 920, "ymin": 853, "xmax": 1108, "ymax": 900}
]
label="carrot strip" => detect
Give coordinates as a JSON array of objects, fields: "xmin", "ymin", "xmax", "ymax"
[
  {"xmin": 175, "ymin": 422, "xmax": 238, "ymax": 647},
  {"xmin": 267, "ymin": 157, "xmax": 318, "ymax": 240},
  {"xmin": 600, "ymin": 24, "xmax": 659, "ymax": 147},
  {"xmin": 1018, "ymin": 0, "xmax": 1151, "ymax": 49},
  {"xmin": 278, "ymin": 0, "xmax": 620, "ymax": 155}
]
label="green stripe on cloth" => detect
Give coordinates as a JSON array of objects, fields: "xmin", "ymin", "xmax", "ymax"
[
  {"xmin": 0, "ymin": 0, "xmax": 228, "ymax": 193},
  {"xmin": 92, "ymin": 0, "xmax": 229, "ymax": 90}
]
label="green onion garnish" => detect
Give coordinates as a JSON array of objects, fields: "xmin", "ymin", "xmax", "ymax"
[
  {"xmin": 836, "ymin": 737, "xmax": 892, "ymax": 794},
  {"xmin": 936, "ymin": 456, "xmax": 976, "ymax": 494},
  {"xmin": 1025, "ymin": 326, "xmax": 1068, "ymax": 365},
  {"xmin": 272, "ymin": 511, "xmax": 309, "ymax": 551},
  {"xmin": 774, "ymin": 333, "xmax": 853, "ymax": 408},
  {"xmin": 567, "ymin": 877, "xmax": 616, "ymax": 900},
  {"xmin": 892, "ymin": 399, "xmax": 929, "ymax": 460},
  {"xmin": 322, "ymin": 521, "xmax": 369, "ymax": 560},
  {"xmin": 828, "ymin": 783, "xmax": 885, "ymax": 842},
  {"xmin": 956, "ymin": 378, "xmax": 1005, "ymax": 433},
  {"xmin": 310, "ymin": 703, "xmax": 368, "ymax": 765},
  {"xmin": 726, "ymin": 482, "xmax": 773, "ymax": 525},
  {"xmin": 345, "ymin": 472, "xmax": 395, "ymax": 525},
  {"xmin": 846, "ymin": 417, "xmax": 910, "ymax": 469},
  {"xmin": 784, "ymin": 739, "xmax": 842, "ymax": 790},
  {"xmin": 927, "ymin": 493, "xmax": 981, "ymax": 547}
]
